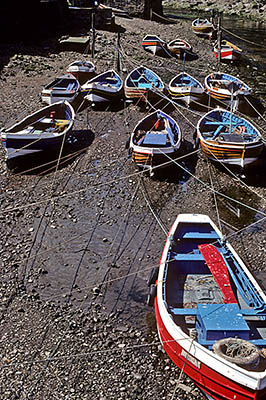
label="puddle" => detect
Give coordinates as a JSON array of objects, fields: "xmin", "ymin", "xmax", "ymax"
[{"xmin": 215, "ymin": 183, "xmax": 261, "ymax": 230}]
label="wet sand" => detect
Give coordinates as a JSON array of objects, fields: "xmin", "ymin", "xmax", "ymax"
[{"xmin": 0, "ymin": 14, "xmax": 266, "ymax": 399}]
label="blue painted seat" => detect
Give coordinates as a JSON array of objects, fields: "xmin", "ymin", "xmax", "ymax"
[
  {"xmin": 173, "ymin": 253, "xmax": 205, "ymax": 261},
  {"xmin": 169, "ymin": 307, "xmax": 198, "ymax": 315},
  {"xmin": 181, "ymin": 231, "xmax": 220, "ymax": 239}
]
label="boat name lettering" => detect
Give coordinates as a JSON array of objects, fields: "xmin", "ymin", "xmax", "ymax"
[{"xmin": 181, "ymin": 349, "xmax": 201, "ymax": 369}]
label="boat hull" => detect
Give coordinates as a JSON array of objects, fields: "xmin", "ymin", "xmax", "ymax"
[
  {"xmin": 125, "ymin": 66, "xmax": 164, "ymax": 103},
  {"xmin": 41, "ymin": 91, "xmax": 79, "ymax": 105},
  {"xmin": 125, "ymin": 87, "xmax": 163, "ymax": 102},
  {"xmin": 84, "ymin": 84, "xmax": 122, "ymax": 103},
  {"xmin": 1, "ymin": 134, "xmax": 67, "ymax": 160},
  {"xmin": 81, "ymin": 69, "xmax": 123, "ymax": 104},
  {"xmin": 155, "ymin": 298, "xmax": 266, "ymax": 400},
  {"xmin": 169, "ymin": 86, "xmax": 204, "ymax": 106},
  {"xmin": 214, "ymin": 48, "xmax": 242, "ymax": 61},
  {"xmin": 142, "ymin": 36, "xmax": 168, "ymax": 56},
  {"xmin": 198, "ymin": 138, "xmax": 263, "ymax": 167},
  {"xmin": 132, "ymin": 147, "xmax": 179, "ymax": 170}
]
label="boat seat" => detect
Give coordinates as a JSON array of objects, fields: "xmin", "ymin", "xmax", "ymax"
[
  {"xmin": 138, "ymin": 83, "xmax": 153, "ymax": 89},
  {"xmin": 173, "ymin": 253, "xmax": 205, "ymax": 261},
  {"xmin": 239, "ymin": 309, "xmax": 266, "ymax": 317},
  {"xmin": 181, "ymin": 232, "xmax": 220, "ymax": 239},
  {"xmin": 169, "ymin": 307, "xmax": 198, "ymax": 316}
]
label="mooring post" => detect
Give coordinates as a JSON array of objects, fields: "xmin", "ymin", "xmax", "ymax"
[
  {"xmin": 116, "ymin": 31, "xmax": 121, "ymax": 72},
  {"xmin": 217, "ymin": 16, "xmax": 222, "ymax": 71},
  {"xmin": 91, "ymin": 11, "xmax": 96, "ymax": 58}
]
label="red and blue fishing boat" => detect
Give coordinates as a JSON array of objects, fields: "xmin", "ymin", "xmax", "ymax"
[{"xmin": 148, "ymin": 213, "xmax": 266, "ymax": 400}]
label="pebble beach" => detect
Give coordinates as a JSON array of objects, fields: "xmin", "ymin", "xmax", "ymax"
[{"xmin": 0, "ymin": 10, "xmax": 266, "ymax": 400}]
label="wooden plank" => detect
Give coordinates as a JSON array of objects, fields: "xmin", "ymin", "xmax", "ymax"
[{"xmin": 198, "ymin": 244, "xmax": 238, "ymax": 304}]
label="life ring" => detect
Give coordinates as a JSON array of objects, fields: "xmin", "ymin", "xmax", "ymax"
[
  {"xmin": 213, "ymin": 338, "xmax": 261, "ymax": 371},
  {"xmin": 147, "ymin": 266, "xmax": 159, "ymax": 287},
  {"xmin": 147, "ymin": 284, "xmax": 157, "ymax": 307}
]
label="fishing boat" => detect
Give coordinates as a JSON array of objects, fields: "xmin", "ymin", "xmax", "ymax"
[
  {"xmin": 124, "ymin": 65, "xmax": 164, "ymax": 103},
  {"xmin": 81, "ymin": 69, "xmax": 123, "ymax": 104},
  {"xmin": 0, "ymin": 101, "xmax": 75, "ymax": 161},
  {"xmin": 196, "ymin": 107, "xmax": 263, "ymax": 169},
  {"xmin": 167, "ymin": 38, "xmax": 192, "ymax": 59},
  {"xmin": 66, "ymin": 60, "xmax": 96, "ymax": 82},
  {"xmin": 141, "ymin": 35, "xmax": 168, "ymax": 56},
  {"xmin": 205, "ymin": 72, "xmax": 252, "ymax": 110},
  {"xmin": 128, "ymin": 109, "xmax": 182, "ymax": 174},
  {"xmin": 192, "ymin": 18, "xmax": 215, "ymax": 38},
  {"xmin": 168, "ymin": 72, "xmax": 205, "ymax": 106},
  {"xmin": 148, "ymin": 213, "xmax": 266, "ymax": 400},
  {"xmin": 41, "ymin": 74, "xmax": 80, "ymax": 105},
  {"xmin": 213, "ymin": 40, "xmax": 243, "ymax": 62}
]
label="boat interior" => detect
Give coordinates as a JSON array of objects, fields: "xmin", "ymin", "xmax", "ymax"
[
  {"xmin": 133, "ymin": 114, "xmax": 179, "ymax": 147},
  {"xmin": 172, "ymin": 74, "xmax": 201, "ymax": 88},
  {"xmin": 128, "ymin": 68, "xmax": 163, "ymax": 89},
  {"xmin": 84, "ymin": 72, "xmax": 121, "ymax": 89},
  {"xmin": 8, "ymin": 104, "xmax": 71, "ymax": 134},
  {"xmin": 163, "ymin": 222, "xmax": 266, "ymax": 352},
  {"xmin": 45, "ymin": 77, "xmax": 79, "ymax": 92},
  {"xmin": 201, "ymin": 112, "xmax": 259, "ymax": 143}
]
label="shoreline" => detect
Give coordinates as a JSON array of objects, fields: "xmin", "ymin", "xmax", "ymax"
[{"xmin": 163, "ymin": 0, "xmax": 266, "ymax": 22}]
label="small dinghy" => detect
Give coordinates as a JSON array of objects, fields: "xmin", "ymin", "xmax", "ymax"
[
  {"xmin": 141, "ymin": 34, "xmax": 168, "ymax": 56},
  {"xmin": 167, "ymin": 38, "xmax": 192, "ymax": 59},
  {"xmin": 148, "ymin": 213, "xmax": 266, "ymax": 400},
  {"xmin": 128, "ymin": 109, "xmax": 182, "ymax": 174},
  {"xmin": 205, "ymin": 71, "xmax": 252, "ymax": 110},
  {"xmin": 124, "ymin": 65, "xmax": 164, "ymax": 103},
  {"xmin": 81, "ymin": 69, "xmax": 123, "ymax": 105},
  {"xmin": 0, "ymin": 101, "xmax": 75, "ymax": 161},
  {"xmin": 192, "ymin": 18, "xmax": 215, "ymax": 38},
  {"xmin": 196, "ymin": 107, "xmax": 263, "ymax": 169},
  {"xmin": 168, "ymin": 72, "xmax": 204, "ymax": 106},
  {"xmin": 41, "ymin": 74, "xmax": 80, "ymax": 105},
  {"xmin": 66, "ymin": 60, "xmax": 96, "ymax": 82}
]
